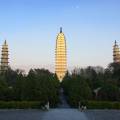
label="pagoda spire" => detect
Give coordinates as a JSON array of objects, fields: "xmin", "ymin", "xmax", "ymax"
[
  {"xmin": 115, "ymin": 40, "xmax": 117, "ymax": 46},
  {"xmin": 60, "ymin": 27, "xmax": 62, "ymax": 33},
  {"xmin": 4, "ymin": 40, "xmax": 7, "ymax": 45}
]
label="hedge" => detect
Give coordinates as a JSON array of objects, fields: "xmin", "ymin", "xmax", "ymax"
[
  {"xmin": 0, "ymin": 101, "xmax": 43, "ymax": 109},
  {"xmin": 0, "ymin": 101, "xmax": 120, "ymax": 109},
  {"xmin": 82, "ymin": 101, "xmax": 120, "ymax": 109}
]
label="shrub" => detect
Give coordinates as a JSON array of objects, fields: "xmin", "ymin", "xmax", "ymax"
[
  {"xmin": 83, "ymin": 101, "xmax": 120, "ymax": 109},
  {"xmin": 0, "ymin": 101, "xmax": 42, "ymax": 109}
]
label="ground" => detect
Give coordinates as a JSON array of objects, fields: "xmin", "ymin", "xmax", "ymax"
[{"xmin": 0, "ymin": 109, "xmax": 120, "ymax": 120}]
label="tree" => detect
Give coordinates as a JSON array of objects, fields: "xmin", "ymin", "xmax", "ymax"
[
  {"xmin": 108, "ymin": 62, "xmax": 120, "ymax": 79},
  {"xmin": 62, "ymin": 74, "xmax": 92, "ymax": 107},
  {"xmin": 98, "ymin": 83, "xmax": 120, "ymax": 101}
]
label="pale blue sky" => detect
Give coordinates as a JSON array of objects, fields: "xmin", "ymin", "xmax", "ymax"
[{"xmin": 0, "ymin": 0, "xmax": 120, "ymax": 72}]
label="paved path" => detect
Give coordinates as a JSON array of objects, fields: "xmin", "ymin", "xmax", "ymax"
[
  {"xmin": 43, "ymin": 109, "xmax": 88, "ymax": 120},
  {"xmin": 85, "ymin": 110, "xmax": 120, "ymax": 120},
  {"xmin": 0, "ymin": 109, "xmax": 120, "ymax": 120},
  {"xmin": 57, "ymin": 88, "xmax": 70, "ymax": 108},
  {"xmin": 0, "ymin": 109, "xmax": 45, "ymax": 120}
]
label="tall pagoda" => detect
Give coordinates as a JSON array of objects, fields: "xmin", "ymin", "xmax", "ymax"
[
  {"xmin": 1, "ymin": 40, "xmax": 9, "ymax": 72},
  {"xmin": 55, "ymin": 28, "xmax": 67, "ymax": 81},
  {"xmin": 113, "ymin": 40, "xmax": 120, "ymax": 63}
]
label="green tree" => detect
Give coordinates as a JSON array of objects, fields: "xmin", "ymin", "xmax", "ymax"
[{"xmin": 98, "ymin": 83, "xmax": 120, "ymax": 101}]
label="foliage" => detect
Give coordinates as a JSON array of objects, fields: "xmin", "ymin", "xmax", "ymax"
[
  {"xmin": 0, "ymin": 101, "xmax": 42, "ymax": 109},
  {"xmin": 97, "ymin": 83, "xmax": 120, "ymax": 101},
  {"xmin": 83, "ymin": 101, "xmax": 120, "ymax": 109},
  {"xmin": 0, "ymin": 62, "xmax": 120, "ymax": 109},
  {"xmin": 0, "ymin": 68, "xmax": 60, "ymax": 107},
  {"xmin": 62, "ymin": 74, "xmax": 92, "ymax": 107},
  {"xmin": 62, "ymin": 63, "xmax": 120, "ymax": 107}
]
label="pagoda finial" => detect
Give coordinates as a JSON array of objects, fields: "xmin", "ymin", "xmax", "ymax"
[
  {"xmin": 115, "ymin": 40, "xmax": 117, "ymax": 45},
  {"xmin": 60, "ymin": 27, "xmax": 62, "ymax": 33},
  {"xmin": 4, "ymin": 40, "xmax": 7, "ymax": 45}
]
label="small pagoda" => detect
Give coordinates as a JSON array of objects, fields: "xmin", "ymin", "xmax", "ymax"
[
  {"xmin": 113, "ymin": 40, "xmax": 120, "ymax": 63},
  {"xmin": 1, "ymin": 40, "xmax": 9, "ymax": 72}
]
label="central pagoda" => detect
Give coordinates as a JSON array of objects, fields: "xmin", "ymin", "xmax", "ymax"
[{"xmin": 55, "ymin": 28, "xmax": 67, "ymax": 81}]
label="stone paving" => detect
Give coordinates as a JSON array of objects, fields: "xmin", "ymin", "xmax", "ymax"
[
  {"xmin": 0, "ymin": 109, "xmax": 120, "ymax": 120},
  {"xmin": 0, "ymin": 109, "xmax": 45, "ymax": 120},
  {"xmin": 85, "ymin": 110, "xmax": 120, "ymax": 120},
  {"xmin": 42, "ymin": 109, "xmax": 87, "ymax": 120}
]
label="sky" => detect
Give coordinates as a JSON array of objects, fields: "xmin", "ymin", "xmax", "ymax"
[{"xmin": 0, "ymin": 0, "xmax": 120, "ymax": 72}]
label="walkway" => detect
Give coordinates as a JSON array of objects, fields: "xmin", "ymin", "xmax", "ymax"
[
  {"xmin": 42, "ymin": 109, "xmax": 88, "ymax": 120},
  {"xmin": 57, "ymin": 88, "xmax": 70, "ymax": 108},
  {"xmin": 0, "ymin": 109, "xmax": 120, "ymax": 120}
]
